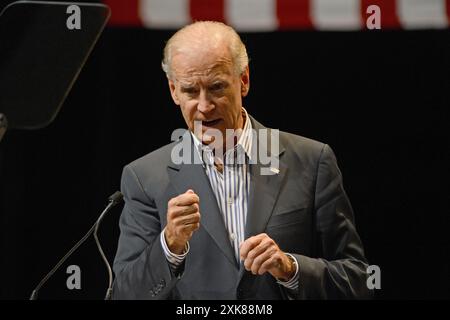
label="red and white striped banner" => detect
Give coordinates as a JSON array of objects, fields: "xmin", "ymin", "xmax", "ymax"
[{"xmin": 103, "ymin": 0, "xmax": 450, "ymax": 30}]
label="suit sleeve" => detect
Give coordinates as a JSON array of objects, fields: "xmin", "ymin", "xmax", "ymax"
[
  {"xmin": 289, "ymin": 144, "xmax": 373, "ymax": 299},
  {"xmin": 112, "ymin": 165, "xmax": 182, "ymax": 300}
]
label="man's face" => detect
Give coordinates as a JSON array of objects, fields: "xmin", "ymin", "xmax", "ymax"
[{"xmin": 168, "ymin": 43, "xmax": 249, "ymax": 147}]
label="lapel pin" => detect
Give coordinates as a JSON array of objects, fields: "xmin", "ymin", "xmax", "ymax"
[{"xmin": 270, "ymin": 167, "xmax": 280, "ymax": 174}]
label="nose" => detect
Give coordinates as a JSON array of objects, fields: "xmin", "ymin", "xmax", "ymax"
[{"xmin": 197, "ymin": 89, "xmax": 215, "ymax": 113}]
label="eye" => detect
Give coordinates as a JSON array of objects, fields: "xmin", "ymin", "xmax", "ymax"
[
  {"xmin": 210, "ymin": 82, "xmax": 226, "ymax": 91},
  {"xmin": 181, "ymin": 86, "xmax": 199, "ymax": 96}
]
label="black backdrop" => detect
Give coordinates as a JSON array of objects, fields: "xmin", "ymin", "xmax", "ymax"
[{"xmin": 0, "ymin": 1, "xmax": 449, "ymax": 300}]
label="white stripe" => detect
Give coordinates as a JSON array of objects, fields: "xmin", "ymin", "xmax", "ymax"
[
  {"xmin": 397, "ymin": 0, "xmax": 448, "ymax": 29},
  {"xmin": 139, "ymin": 0, "xmax": 190, "ymax": 29},
  {"xmin": 225, "ymin": 0, "xmax": 277, "ymax": 31},
  {"xmin": 311, "ymin": 0, "xmax": 362, "ymax": 30}
]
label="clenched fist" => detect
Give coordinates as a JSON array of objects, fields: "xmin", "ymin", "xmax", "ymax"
[
  {"xmin": 164, "ymin": 189, "xmax": 201, "ymax": 254},
  {"xmin": 240, "ymin": 233, "xmax": 296, "ymax": 281}
]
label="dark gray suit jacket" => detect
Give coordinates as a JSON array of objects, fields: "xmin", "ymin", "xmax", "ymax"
[{"xmin": 112, "ymin": 117, "xmax": 372, "ymax": 300}]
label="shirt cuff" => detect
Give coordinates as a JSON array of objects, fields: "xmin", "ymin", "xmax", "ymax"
[
  {"xmin": 160, "ymin": 229, "xmax": 190, "ymax": 271},
  {"xmin": 276, "ymin": 253, "xmax": 299, "ymax": 290}
]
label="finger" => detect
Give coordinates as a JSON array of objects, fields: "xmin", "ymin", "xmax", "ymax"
[
  {"xmin": 253, "ymin": 248, "xmax": 278, "ymax": 275},
  {"xmin": 169, "ymin": 203, "xmax": 199, "ymax": 218},
  {"xmin": 176, "ymin": 212, "xmax": 201, "ymax": 225},
  {"xmin": 240, "ymin": 234, "xmax": 266, "ymax": 260},
  {"xmin": 244, "ymin": 239, "xmax": 274, "ymax": 271},
  {"xmin": 181, "ymin": 222, "xmax": 200, "ymax": 233},
  {"xmin": 258, "ymin": 254, "xmax": 282, "ymax": 275},
  {"xmin": 190, "ymin": 222, "xmax": 200, "ymax": 231},
  {"xmin": 247, "ymin": 237, "xmax": 274, "ymax": 261},
  {"xmin": 174, "ymin": 192, "xmax": 200, "ymax": 206}
]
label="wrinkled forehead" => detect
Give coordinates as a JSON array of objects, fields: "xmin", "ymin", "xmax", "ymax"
[{"xmin": 171, "ymin": 45, "xmax": 235, "ymax": 82}]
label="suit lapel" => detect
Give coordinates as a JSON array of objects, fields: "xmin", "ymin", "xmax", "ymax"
[
  {"xmin": 245, "ymin": 117, "xmax": 286, "ymax": 239},
  {"xmin": 167, "ymin": 131, "xmax": 238, "ymax": 268},
  {"xmin": 244, "ymin": 159, "xmax": 287, "ymax": 238}
]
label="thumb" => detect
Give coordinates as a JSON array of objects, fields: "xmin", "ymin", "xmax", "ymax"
[{"xmin": 186, "ymin": 189, "xmax": 195, "ymax": 194}]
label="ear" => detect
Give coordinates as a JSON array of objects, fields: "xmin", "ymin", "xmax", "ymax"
[
  {"xmin": 168, "ymin": 79, "xmax": 180, "ymax": 105},
  {"xmin": 240, "ymin": 66, "xmax": 250, "ymax": 97}
]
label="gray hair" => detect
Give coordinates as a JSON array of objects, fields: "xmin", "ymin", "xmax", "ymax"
[{"xmin": 162, "ymin": 21, "xmax": 249, "ymax": 80}]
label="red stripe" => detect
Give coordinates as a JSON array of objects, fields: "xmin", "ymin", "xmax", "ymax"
[
  {"xmin": 360, "ymin": 0, "xmax": 400, "ymax": 29},
  {"xmin": 446, "ymin": 0, "xmax": 450, "ymax": 27},
  {"xmin": 277, "ymin": 0, "xmax": 313, "ymax": 30},
  {"xmin": 103, "ymin": 0, "xmax": 141, "ymax": 26},
  {"xmin": 190, "ymin": 0, "xmax": 225, "ymax": 22}
]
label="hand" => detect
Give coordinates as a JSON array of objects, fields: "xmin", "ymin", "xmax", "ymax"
[
  {"xmin": 240, "ymin": 233, "xmax": 295, "ymax": 281},
  {"xmin": 164, "ymin": 189, "xmax": 201, "ymax": 254}
]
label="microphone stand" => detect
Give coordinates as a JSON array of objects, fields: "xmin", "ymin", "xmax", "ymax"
[
  {"xmin": 30, "ymin": 192, "xmax": 123, "ymax": 300},
  {"xmin": 94, "ymin": 201, "xmax": 115, "ymax": 300}
]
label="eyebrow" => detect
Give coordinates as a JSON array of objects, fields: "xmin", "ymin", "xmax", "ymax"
[
  {"xmin": 179, "ymin": 84, "xmax": 198, "ymax": 93},
  {"xmin": 179, "ymin": 82, "xmax": 197, "ymax": 88},
  {"xmin": 178, "ymin": 76, "xmax": 227, "ymax": 86}
]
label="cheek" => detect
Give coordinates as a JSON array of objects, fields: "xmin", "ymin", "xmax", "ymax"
[
  {"xmin": 179, "ymin": 100, "xmax": 198, "ymax": 122},
  {"xmin": 226, "ymin": 84, "xmax": 243, "ymax": 106},
  {"xmin": 222, "ymin": 90, "xmax": 242, "ymax": 114},
  {"xmin": 218, "ymin": 89, "xmax": 237, "ymax": 107}
]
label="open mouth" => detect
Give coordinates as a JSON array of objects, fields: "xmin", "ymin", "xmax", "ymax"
[{"xmin": 202, "ymin": 119, "xmax": 221, "ymax": 127}]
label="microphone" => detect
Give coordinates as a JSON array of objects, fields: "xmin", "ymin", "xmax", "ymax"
[{"xmin": 29, "ymin": 191, "xmax": 123, "ymax": 300}]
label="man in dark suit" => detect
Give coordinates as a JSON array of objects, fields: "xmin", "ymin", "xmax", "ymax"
[{"xmin": 112, "ymin": 21, "xmax": 372, "ymax": 300}]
